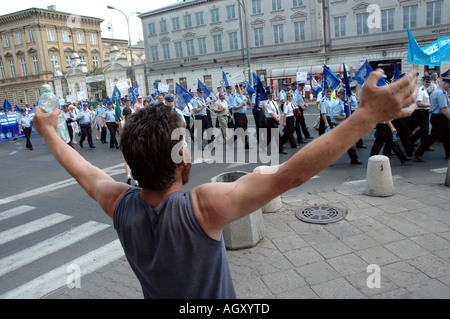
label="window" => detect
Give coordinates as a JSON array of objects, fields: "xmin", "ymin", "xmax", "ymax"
[
  {"xmin": 0, "ymin": 62, "xmax": 5, "ymax": 79},
  {"xmin": 381, "ymin": 9, "xmax": 395, "ymax": 32},
  {"xmin": 186, "ymin": 39, "xmax": 195, "ymax": 56},
  {"xmin": 50, "ymin": 55, "xmax": 58, "ymax": 73},
  {"xmin": 184, "ymin": 15, "xmax": 192, "ymax": 28},
  {"xmin": 356, "ymin": 12, "xmax": 369, "ymax": 35},
  {"xmin": 175, "ymin": 41, "xmax": 183, "ymax": 58},
  {"xmin": 211, "ymin": 8, "xmax": 220, "ymax": 23},
  {"xmin": 229, "ymin": 32, "xmax": 238, "ymax": 50},
  {"xmin": 66, "ymin": 55, "xmax": 72, "ymax": 66},
  {"xmin": 63, "ymin": 30, "xmax": 71, "ymax": 43},
  {"xmin": 179, "ymin": 77, "xmax": 187, "ymax": 89},
  {"xmin": 213, "ymin": 34, "xmax": 223, "ymax": 52},
  {"xmin": 24, "ymin": 90, "xmax": 30, "ymax": 105},
  {"xmin": 20, "ymin": 57, "xmax": 27, "ymax": 76},
  {"xmin": 226, "ymin": 5, "xmax": 236, "ymax": 20},
  {"xmin": 252, "ymin": 0, "xmax": 262, "ymax": 14},
  {"xmin": 293, "ymin": 0, "xmax": 303, "ymax": 8},
  {"xmin": 9, "ymin": 60, "xmax": 16, "ymax": 78},
  {"xmin": 3, "ymin": 35, "xmax": 10, "ymax": 47},
  {"xmin": 167, "ymin": 79, "xmax": 174, "ymax": 94},
  {"xmin": 47, "ymin": 29, "xmax": 55, "ymax": 42},
  {"xmin": 13, "ymin": 92, "xmax": 19, "ymax": 106},
  {"xmin": 148, "ymin": 23, "xmax": 156, "ymax": 36},
  {"xmin": 198, "ymin": 37, "xmax": 207, "ymax": 54},
  {"xmin": 254, "ymin": 27, "xmax": 264, "ymax": 47},
  {"xmin": 28, "ymin": 30, "xmax": 34, "ymax": 43},
  {"xmin": 196, "ymin": 12, "xmax": 205, "ymax": 26},
  {"xmin": 16, "ymin": 32, "xmax": 22, "ymax": 45},
  {"xmin": 32, "ymin": 56, "xmax": 39, "ymax": 74},
  {"xmin": 80, "ymin": 55, "xmax": 86, "ymax": 63},
  {"xmin": 90, "ymin": 33, "xmax": 97, "ymax": 45},
  {"xmin": 427, "ymin": 0, "xmax": 442, "ymax": 26},
  {"xmin": 162, "ymin": 43, "xmax": 170, "ymax": 60},
  {"xmin": 93, "ymin": 56, "xmax": 99, "ymax": 67},
  {"xmin": 294, "ymin": 21, "xmax": 305, "ymax": 41},
  {"xmin": 172, "ymin": 17, "xmax": 181, "ymax": 31},
  {"xmin": 160, "ymin": 20, "xmax": 168, "ymax": 33},
  {"xmin": 403, "ymin": 5, "xmax": 417, "ymax": 29},
  {"xmin": 334, "ymin": 16, "xmax": 346, "ymax": 37},
  {"xmin": 273, "ymin": 24, "xmax": 284, "ymax": 44},
  {"xmin": 272, "ymin": 0, "xmax": 282, "ymax": 11},
  {"xmin": 151, "ymin": 46, "xmax": 159, "ymax": 61},
  {"xmin": 77, "ymin": 32, "xmax": 84, "ymax": 44}
]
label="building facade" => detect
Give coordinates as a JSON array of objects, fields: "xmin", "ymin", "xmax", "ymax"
[
  {"xmin": 140, "ymin": 0, "xmax": 450, "ymax": 95},
  {"xmin": 0, "ymin": 6, "xmax": 104, "ymax": 106}
]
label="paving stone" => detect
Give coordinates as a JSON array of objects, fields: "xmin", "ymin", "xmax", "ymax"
[{"xmin": 311, "ymin": 277, "xmax": 366, "ymax": 299}]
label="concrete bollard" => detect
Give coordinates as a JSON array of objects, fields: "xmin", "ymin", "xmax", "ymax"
[
  {"xmin": 211, "ymin": 171, "xmax": 265, "ymax": 250},
  {"xmin": 446, "ymin": 158, "xmax": 450, "ymax": 187},
  {"xmin": 365, "ymin": 155, "xmax": 395, "ymax": 197},
  {"xmin": 253, "ymin": 166, "xmax": 283, "ymax": 213}
]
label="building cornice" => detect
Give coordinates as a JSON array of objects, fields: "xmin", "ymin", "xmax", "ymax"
[
  {"xmin": 139, "ymin": 0, "xmax": 214, "ymax": 18},
  {"xmin": 0, "ymin": 8, "xmax": 103, "ymax": 26}
]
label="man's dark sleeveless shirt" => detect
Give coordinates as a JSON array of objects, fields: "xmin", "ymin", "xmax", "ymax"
[{"xmin": 113, "ymin": 187, "xmax": 236, "ymax": 299}]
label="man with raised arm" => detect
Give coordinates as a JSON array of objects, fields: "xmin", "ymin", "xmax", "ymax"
[{"xmin": 33, "ymin": 70, "xmax": 417, "ymax": 299}]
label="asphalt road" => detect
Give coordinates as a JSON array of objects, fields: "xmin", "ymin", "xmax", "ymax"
[{"xmin": 0, "ymin": 104, "xmax": 448, "ymax": 298}]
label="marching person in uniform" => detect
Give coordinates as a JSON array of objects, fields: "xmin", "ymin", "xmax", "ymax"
[
  {"xmin": 350, "ymin": 82, "xmax": 367, "ymax": 149},
  {"xmin": 18, "ymin": 109, "xmax": 33, "ymax": 150},
  {"xmin": 294, "ymin": 82, "xmax": 312, "ymax": 143},
  {"xmin": 415, "ymin": 77, "xmax": 450, "ymax": 162},
  {"xmin": 264, "ymin": 87, "xmax": 287, "ymax": 154},
  {"xmin": 331, "ymin": 87, "xmax": 362, "ymax": 164},
  {"xmin": 410, "ymin": 76, "xmax": 431, "ymax": 147},
  {"xmin": 231, "ymin": 84, "xmax": 250, "ymax": 149},
  {"xmin": 103, "ymin": 101, "xmax": 120, "ymax": 149},
  {"xmin": 282, "ymin": 93, "xmax": 300, "ymax": 149},
  {"xmin": 95, "ymin": 99, "xmax": 107, "ymax": 144},
  {"xmin": 278, "ymin": 83, "xmax": 290, "ymax": 113},
  {"xmin": 318, "ymin": 87, "xmax": 333, "ymax": 136},
  {"xmin": 77, "ymin": 103, "xmax": 95, "ymax": 149},
  {"xmin": 192, "ymin": 87, "xmax": 213, "ymax": 148}
]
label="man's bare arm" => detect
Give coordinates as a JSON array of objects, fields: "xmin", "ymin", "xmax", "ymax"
[
  {"xmin": 192, "ymin": 70, "xmax": 418, "ymax": 240},
  {"xmin": 33, "ymin": 107, "xmax": 130, "ymax": 218}
]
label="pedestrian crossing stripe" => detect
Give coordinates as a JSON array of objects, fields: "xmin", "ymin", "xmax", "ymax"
[
  {"xmin": 0, "ymin": 205, "xmax": 36, "ymax": 222},
  {"xmin": 0, "ymin": 240, "xmax": 124, "ymax": 299}
]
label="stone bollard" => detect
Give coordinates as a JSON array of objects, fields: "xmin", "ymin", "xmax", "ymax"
[
  {"xmin": 253, "ymin": 166, "xmax": 283, "ymax": 213},
  {"xmin": 446, "ymin": 158, "xmax": 450, "ymax": 187},
  {"xmin": 210, "ymin": 171, "xmax": 265, "ymax": 250},
  {"xmin": 365, "ymin": 155, "xmax": 395, "ymax": 197}
]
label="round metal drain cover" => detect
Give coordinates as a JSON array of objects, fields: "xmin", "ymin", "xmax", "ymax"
[{"xmin": 295, "ymin": 206, "xmax": 346, "ymax": 224}]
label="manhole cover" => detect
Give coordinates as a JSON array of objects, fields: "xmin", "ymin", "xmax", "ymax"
[{"xmin": 295, "ymin": 206, "xmax": 346, "ymax": 224}]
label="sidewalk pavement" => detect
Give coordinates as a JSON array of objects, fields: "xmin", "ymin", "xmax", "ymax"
[{"xmin": 45, "ymin": 172, "xmax": 450, "ymax": 299}]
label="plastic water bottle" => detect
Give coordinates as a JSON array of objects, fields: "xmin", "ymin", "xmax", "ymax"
[
  {"xmin": 392, "ymin": 133, "xmax": 398, "ymax": 143},
  {"xmin": 39, "ymin": 85, "xmax": 71, "ymax": 143}
]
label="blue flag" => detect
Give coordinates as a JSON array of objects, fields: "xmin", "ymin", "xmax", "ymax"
[
  {"xmin": 322, "ymin": 65, "xmax": 340, "ymax": 91},
  {"xmin": 407, "ymin": 29, "xmax": 450, "ymax": 66},
  {"xmin": 252, "ymin": 73, "xmax": 267, "ymax": 128},
  {"xmin": 198, "ymin": 80, "xmax": 211, "ymax": 98},
  {"xmin": 222, "ymin": 71, "xmax": 230, "ymax": 87},
  {"xmin": 309, "ymin": 73, "xmax": 322, "ymax": 97},
  {"xmin": 128, "ymin": 86, "xmax": 136, "ymax": 105},
  {"xmin": 391, "ymin": 64, "xmax": 400, "ymax": 83},
  {"xmin": 354, "ymin": 60, "xmax": 387, "ymax": 87},
  {"xmin": 245, "ymin": 80, "xmax": 255, "ymax": 96},
  {"xmin": 153, "ymin": 83, "xmax": 160, "ymax": 96},
  {"xmin": 132, "ymin": 81, "xmax": 139, "ymax": 97},
  {"xmin": 175, "ymin": 83, "xmax": 193, "ymax": 111},
  {"xmin": 3, "ymin": 99, "xmax": 12, "ymax": 112},
  {"xmin": 342, "ymin": 64, "xmax": 352, "ymax": 118},
  {"xmin": 15, "ymin": 105, "xmax": 22, "ymax": 112}
]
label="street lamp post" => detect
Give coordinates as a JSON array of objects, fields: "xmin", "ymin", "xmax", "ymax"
[
  {"xmin": 107, "ymin": 5, "xmax": 140, "ymax": 82},
  {"xmin": 236, "ymin": 0, "xmax": 251, "ymax": 83}
]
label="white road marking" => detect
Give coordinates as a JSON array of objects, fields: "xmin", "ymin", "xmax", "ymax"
[{"xmin": 0, "ymin": 205, "xmax": 36, "ymax": 222}]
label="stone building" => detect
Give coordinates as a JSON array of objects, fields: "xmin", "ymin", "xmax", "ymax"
[
  {"xmin": 140, "ymin": 0, "xmax": 450, "ymax": 95},
  {"xmin": 0, "ymin": 5, "xmax": 104, "ymax": 106}
]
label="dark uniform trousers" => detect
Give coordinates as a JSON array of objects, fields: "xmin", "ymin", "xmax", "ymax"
[
  {"xmin": 371, "ymin": 123, "xmax": 407, "ymax": 163},
  {"xmin": 409, "ymin": 109, "xmax": 430, "ymax": 145},
  {"xmin": 281, "ymin": 116, "xmax": 297, "ymax": 148},
  {"xmin": 415, "ymin": 114, "xmax": 450, "ymax": 158},
  {"xmin": 23, "ymin": 127, "xmax": 32, "ymax": 149},
  {"xmin": 295, "ymin": 110, "xmax": 310, "ymax": 142},
  {"xmin": 106, "ymin": 122, "xmax": 119, "ymax": 148},
  {"xmin": 266, "ymin": 118, "xmax": 284, "ymax": 152},
  {"xmin": 319, "ymin": 116, "xmax": 333, "ymax": 136},
  {"xmin": 233, "ymin": 113, "xmax": 249, "ymax": 148},
  {"xmin": 79, "ymin": 123, "xmax": 94, "ymax": 147},
  {"xmin": 100, "ymin": 125, "xmax": 107, "ymax": 143},
  {"xmin": 390, "ymin": 118, "xmax": 414, "ymax": 157},
  {"xmin": 194, "ymin": 115, "xmax": 213, "ymax": 149}
]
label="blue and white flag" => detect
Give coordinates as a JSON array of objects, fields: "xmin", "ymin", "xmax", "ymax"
[
  {"xmin": 222, "ymin": 71, "xmax": 230, "ymax": 87},
  {"xmin": 198, "ymin": 80, "xmax": 211, "ymax": 98},
  {"xmin": 153, "ymin": 82, "xmax": 160, "ymax": 96},
  {"xmin": 354, "ymin": 60, "xmax": 386, "ymax": 87},
  {"xmin": 2, "ymin": 99, "xmax": 12, "ymax": 112},
  {"xmin": 322, "ymin": 65, "xmax": 340, "ymax": 91},
  {"xmin": 309, "ymin": 73, "xmax": 322, "ymax": 97},
  {"xmin": 342, "ymin": 64, "xmax": 352, "ymax": 118},
  {"xmin": 175, "ymin": 83, "xmax": 192, "ymax": 111},
  {"xmin": 407, "ymin": 29, "xmax": 450, "ymax": 66}
]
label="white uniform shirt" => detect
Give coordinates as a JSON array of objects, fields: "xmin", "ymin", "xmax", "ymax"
[{"xmin": 416, "ymin": 85, "xmax": 430, "ymax": 110}]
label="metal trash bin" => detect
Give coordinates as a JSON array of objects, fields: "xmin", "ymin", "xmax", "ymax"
[{"xmin": 210, "ymin": 171, "xmax": 265, "ymax": 250}]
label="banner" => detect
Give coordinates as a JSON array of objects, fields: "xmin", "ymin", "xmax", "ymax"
[
  {"xmin": 407, "ymin": 29, "xmax": 450, "ymax": 66},
  {"xmin": 0, "ymin": 112, "xmax": 37, "ymax": 142},
  {"xmin": 227, "ymin": 72, "xmax": 246, "ymax": 86}
]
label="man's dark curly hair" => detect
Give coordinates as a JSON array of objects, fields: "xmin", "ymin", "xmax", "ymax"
[{"xmin": 120, "ymin": 103, "xmax": 184, "ymax": 191}]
